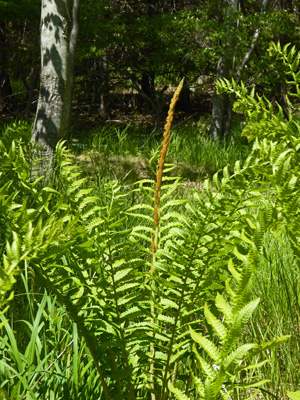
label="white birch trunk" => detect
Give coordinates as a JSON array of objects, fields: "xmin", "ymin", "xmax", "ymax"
[
  {"xmin": 210, "ymin": 55, "xmax": 230, "ymax": 140},
  {"xmin": 210, "ymin": 0, "xmax": 270, "ymax": 140},
  {"xmin": 32, "ymin": 0, "xmax": 80, "ymax": 164}
]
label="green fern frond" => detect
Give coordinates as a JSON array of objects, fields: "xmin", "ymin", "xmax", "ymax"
[
  {"xmin": 223, "ymin": 343, "xmax": 255, "ymax": 369},
  {"xmin": 193, "ymin": 345, "xmax": 215, "ymax": 380},
  {"xmin": 204, "ymin": 303, "xmax": 227, "ymax": 342},
  {"xmin": 215, "ymin": 293, "xmax": 233, "ymax": 321},
  {"xmin": 190, "ymin": 328, "xmax": 220, "ymax": 363},
  {"xmin": 168, "ymin": 381, "xmax": 190, "ymax": 400}
]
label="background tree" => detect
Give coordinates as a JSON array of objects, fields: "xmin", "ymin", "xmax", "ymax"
[
  {"xmin": 1, "ymin": 0, "xmax": 300, "ymax": 139},
  {"xmin": 0, "ymin": 0, "xmax": 40, "ymax": 115},
  {"xmin": 209, "ymin": 0, "xmax": 272, "ymax": 140},
  {"xmin": 31, "ymin": 0, "xmax": 80, "ymax": 160},
  {"xmin": 0, "ymin": 22, "xmax": 12, "ymax": 112}
]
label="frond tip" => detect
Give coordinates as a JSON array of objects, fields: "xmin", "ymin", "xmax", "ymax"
[{"xmin": 153, "ymin": 78, "xmax": 184, "ymax": 229}]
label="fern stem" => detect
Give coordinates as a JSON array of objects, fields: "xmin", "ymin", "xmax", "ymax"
[
  {"xmin": 160, "ymin": 230, "xmax": 205, "ymax": 400},
  {"xmin": 106, "ymin": 340, "xmax": 123, "ymax": 397},
  {"xmin": 168, "ymin": 360, "xmax": 179, "ymax": 400},
  {"xmin": 107, "ymin": 248, "xmax": 136, "ymax": 400},
  {"xmin": 185, "ymin": 357, "xmax": 195, "ymax": 396},
  {"xmin": 150, "ymin": 80, "xmax": 184, "ymax": 400}
]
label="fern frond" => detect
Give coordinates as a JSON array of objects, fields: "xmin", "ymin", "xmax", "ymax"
[
  {"xmin": 190, "ymin": 328, "xmax": 220, "ymax": 363},
  {"xmin": 168, "ymin": 381, "xmax": 190, "ymax": 400}
]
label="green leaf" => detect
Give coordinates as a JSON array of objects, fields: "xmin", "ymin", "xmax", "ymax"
[
  {"xmin": 204, "ymin": 303, "xmax": 227, "ymax": 342},
  {"xmin": 287, "ymin": 391, "xmax": 300, "ymax": 400},
  {"xmin": 215, "ymin": 293, "xmax": 232, "ymax": 321},
  {"xmin": 236, "ymin": 298, "xmax": 260, "ymax": 328},
  {"xmin": 223, "ymin": 343, "xmax": 255, "ymax": 369},
  {"xmin": 190, "ymin": 327, "xmax": 220, "ymax": 363},
  {"xmin": 193, "ymin": 345, "xmax": 215, "ymax": 380},
  {"xmin": 168, "ymin": 381, "xmax": 190, "ymax": 400}
]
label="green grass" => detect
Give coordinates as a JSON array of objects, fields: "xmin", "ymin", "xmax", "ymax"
[
  {"xmin": 70, "ymin": 118, "xmax": 251, "ymax": 182},
  {"xmin": 0, "ymin": 266, "xmax": 100, "ymax": 400},
  {"xmin": 2, "ymin": 227, "xmax": 299, "ymax": 399},
  {"xmin": 246, "ymin": 232, "xmax": 300, "ymax": 399}
]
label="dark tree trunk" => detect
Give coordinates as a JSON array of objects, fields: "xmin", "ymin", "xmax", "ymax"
[
  {"xmin": 140, "ymin": 0, "xmax": 157, "ymax": 109},
  {"xmin": 209, "ymin": 54, "xmax": 230, "ymax": 140},
  {"xmin": 99, "ymin": 55, "xmax": 109, "ymax": 119},
  {"xmin": 275, "ymin": 81, "xmax": 291, "ymax": 119},
  {"xmin": 141, "ymin": 71, "xmax": 156, "ymax": 102},
  {"xmin": 26, "ymin": 50, "xmax": 39, "ymax": 120},
  {"xmin": 0, "ymin": 69, "xmax": 12, "ymax": 109},
  {"xmin": 177, "ymin": 75, "xmax": 190, "ymax": 112},
  {"xmin": 0, "ymin": 23, "xmax": 13, "ymax": 112}
]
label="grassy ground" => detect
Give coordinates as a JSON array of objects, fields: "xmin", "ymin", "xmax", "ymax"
[
  {"xmin": 248, "ymin": 233, "xmax": 300, "ymax": 398},
  {"xmin": 70, "ymin": 118, "xmax": 251, "ymax": 183}
]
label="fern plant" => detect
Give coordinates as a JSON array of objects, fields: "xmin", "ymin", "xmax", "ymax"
[
  {"xmin": 2, "ymin": 58, "xmax": 300, "ymax": 400},
  {"xmin": 168, "ymin": 251, "xmax": 289, "ymax": 400}
]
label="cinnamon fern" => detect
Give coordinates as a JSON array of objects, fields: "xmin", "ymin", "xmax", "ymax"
[{"xmin": 2, "ymin": 55, "xmax": 300, "ymax": 399}]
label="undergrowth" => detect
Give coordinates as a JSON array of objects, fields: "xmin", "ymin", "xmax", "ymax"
[
  {"xmin": 1, "ymin": 43, "xmax": 300, "ymax": 400},
  {"xmin": 70, "ymin": 118, "xmax": 251, "ymax": 183}
]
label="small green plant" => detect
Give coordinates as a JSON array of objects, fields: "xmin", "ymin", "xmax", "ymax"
[{"xmin": 0, "ymin": 120, "xmax": 31, "ymax": 149}]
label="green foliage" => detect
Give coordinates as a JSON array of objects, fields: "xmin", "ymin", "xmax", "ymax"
[
  {"xmin": 288, "ymin": 392, "xmax": 300, "ymax": 400},
  {"xmin": 0, "ymin": 0, "xmax": 39, "ymax": 21},
  {"xmin": 2, "ymin": 43, "xmax": 300, "ymax": 398},
  {"xmin": 0, "ymin": 121, "xmax": 34, "ymax": 331},
  {"xmin": 73, "ymin": 119, "xmax": 250, "ymax": 183}
]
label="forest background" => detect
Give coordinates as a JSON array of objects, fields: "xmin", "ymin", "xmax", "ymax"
[
  {"xmin": 1, "ymin": 0, "xmax": 299, "ymax": 140},
  {"xmin": 1, "ymin": 1, "xmax": 300, "ymax": 400}
]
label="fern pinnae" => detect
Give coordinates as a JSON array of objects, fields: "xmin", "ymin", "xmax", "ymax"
[
  {"xmin": 190, "ymin": 328, "xmax": 221, "ymax": 364},
  {"xmin": 192, "ymin": 344, "xmax": 215, "ymax": 380},
  {"xmin": 168, "ymin": 381, "xmax": 190, "ymax": 400},
  {"xmin": 102, "ymin": 200, "xmax": 140, "ymax": 399},
  {"xmin": 211, "ymin": 365, "xmax": 228, "ymax": 399},
  {"xmin": 96, "ymin": 274, "xmax": 133, "ymax": 398},
  {"xmin": 215, "ymin": 293, "xmax": 233, "ymax": 322},
  {"xmin": 204, "ymin": 303, "xmax": 227, "ymax": 343}
]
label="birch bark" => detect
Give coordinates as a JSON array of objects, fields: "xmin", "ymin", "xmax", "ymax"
[{"xmin": 31, "ymin": 0, "xmax": 80, "ymax": 163}]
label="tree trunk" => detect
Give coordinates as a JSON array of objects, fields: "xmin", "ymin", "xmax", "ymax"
[
  {"xmin": 141, "ymin": 71, "xmax": 156, "ymax": 103},
  {"xmin": 177, "ymin": 73, "xmax": 190, "ymax": 112},
  {"xmin": 209, "ymin": 54, "xmax": 230, "ymax": 140},
  {"xmin": 99, "ymin": 55, "xmax": 109, "ymax": 120},
  {"xmin": 209, "ymin": 0, "xmax": 270, "ymax": 140},
  {"xmin": 32, "ymin": 0, "xmax": 80, "ymax": 162},
  {"xmin": 223, "ymin": 0, "xmax": 270, "ymax": 138},
  {"xmin": 26, "ymin": 49, "xmax": 39, "ymax": 120},
  {"xmin": 0, "ymin": 23, "xmax": 13, "ymax": 112},
  {"xmin": 209, "ymin": 0, "xmax": 237, "ymax": 140},
  {"xmin": 66, "ymin": 0, "xmax": 80, "ymax": 130}
]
